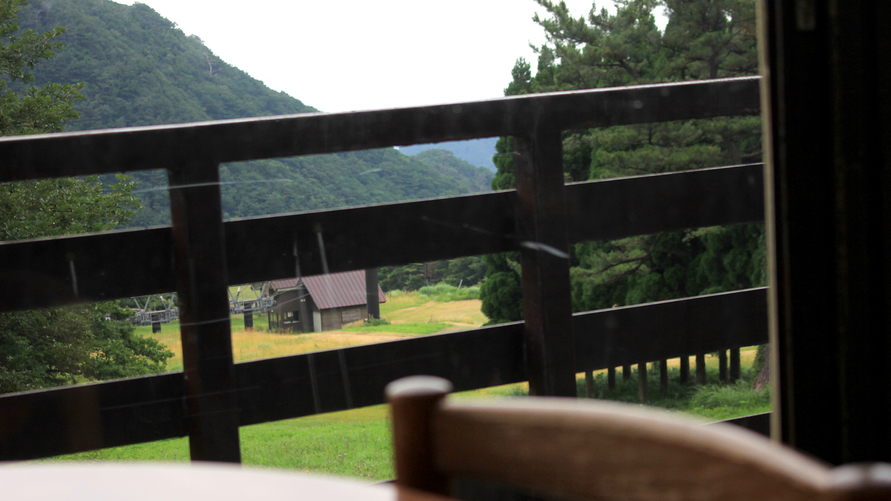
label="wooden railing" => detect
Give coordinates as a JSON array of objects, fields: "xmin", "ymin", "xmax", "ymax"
[{"xmin": 0, "ymin": 77, "xmax": 764, "ymax": 462}]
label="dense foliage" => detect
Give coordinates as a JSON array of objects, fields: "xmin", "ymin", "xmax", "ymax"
[
  {"xmin": 0, "ymin": 0, "xmax": 82, "ymax": 136},
  {"xmin": 480, "ymin": 0, "xmax": 764, "ymax": 322},
  {"xmin": 380, "ymin": 257, "xmax": 488, "ymax": 292},
  {"xmin": 22, "ymin": 0, "xmax": 316, "ymax": 127},
  {"xmin": 0, "ymin": 0, "xmax": 171, "ymax": 394},
  {"xmin": 16, "ymin": 0, "xmax": 488, "ymax": 227},
  {"xmin": 410, "ymin": 149, "xmax": 494, "ymax": 193}
]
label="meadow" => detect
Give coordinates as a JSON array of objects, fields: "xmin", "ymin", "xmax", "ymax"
[
  {"xmin": 147, "ymin": 286, "xmax": 488, "ymax": 372},
  {"xmin": 52, "ymin": 285, "xmax": 769, "ymax": 481}
]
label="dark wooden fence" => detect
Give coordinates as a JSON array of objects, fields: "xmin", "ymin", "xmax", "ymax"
[{"xmin": 0, "ymin": 76, "xmax": 766, "ymax": 462}]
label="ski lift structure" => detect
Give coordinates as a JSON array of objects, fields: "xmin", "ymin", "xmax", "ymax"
[
  {"xmin": 130, "ymin": 294, "xmax": 179, "ymax": 331},
  {"xmin": 128, "ymin": 285, "xmax": 273, "ymax": 331},
  {"xmin": 229, "ymin": 283, "xmax": 275, "ymax": 314},
  {"xmin": 229, "ymin": 283, "xmax": 275, "ymax": 329}
]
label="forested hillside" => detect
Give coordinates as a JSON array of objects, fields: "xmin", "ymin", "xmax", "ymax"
[
  {"xmin": 409, "ymin": 149, "xmax": 494, "ymax": 192},
  {"xmin": 399, "ymin": 138, "xmax": 499, "ymax": 172},
  {"xmin": 18, "ymin": 0, "xmax": 484, "ymax": 227}
]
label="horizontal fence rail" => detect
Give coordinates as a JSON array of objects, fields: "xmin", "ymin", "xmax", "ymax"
[
  {"xmin": 0, "ymin": 163, "xmax": 763, "ymax": 312},
  {"xmin": 0, "ymin": 77, "xmax": 759, "ymax": 183},
  {"xmin": 0, "ymin": 77, "xmax": 767, "ymax": 463},
  {"xmin": 573, "ymin": 288, "xmax": 768, "ymax": 371},
  {"xmin": 0, "ymin": 288, "xmax": 766, "ymax": 461}
]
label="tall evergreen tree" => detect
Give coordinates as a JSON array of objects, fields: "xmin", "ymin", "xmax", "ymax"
[{"xmin": 480, "ymin": 0, "xmax": 763, "ymax": 322}]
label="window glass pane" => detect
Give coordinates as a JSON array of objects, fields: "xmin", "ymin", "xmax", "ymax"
[{"xmin": 3, "ymin": 0, "xmax": 769, "ymax": 477}]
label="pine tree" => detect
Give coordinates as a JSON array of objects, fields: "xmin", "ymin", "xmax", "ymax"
[{"xmin": 481, "ymin": 0, "xmax": 763, "ymax": 321}]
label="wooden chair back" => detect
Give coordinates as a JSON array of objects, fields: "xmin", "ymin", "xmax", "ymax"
[{"xmin": 386, "ymin": 376, "xmax": 891, "ymax": 501}]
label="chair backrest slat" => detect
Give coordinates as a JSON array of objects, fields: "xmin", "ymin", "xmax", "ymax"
[
  {"xmin": 432, "ymin": 399, "xmax": 828, "ymax": 501},
  {"xmin": 387, "ymin": 376, "xmax": 891, "ymax": 501}
]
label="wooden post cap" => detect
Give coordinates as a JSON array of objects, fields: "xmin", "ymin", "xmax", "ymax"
[
  {"xmin": 386, "ymin": 376, "xmax": 453, "ymax": 495},
  {"xmin": 385, "ymin": 376, "xmax": 453, "ymax": 400}
]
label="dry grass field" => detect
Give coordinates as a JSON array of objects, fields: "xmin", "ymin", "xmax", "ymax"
[
  {"xmin": 141, "ymin": 293, "xmax": 488, "ymax": 371},
  {"xmin": 384, "ymin": 299, "xmax": 485, "ymax": 330}
]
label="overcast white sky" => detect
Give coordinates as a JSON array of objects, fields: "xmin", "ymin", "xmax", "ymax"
[{"xmin": 118, "ymin": 1, "xmax": 644, "ymax": 114}]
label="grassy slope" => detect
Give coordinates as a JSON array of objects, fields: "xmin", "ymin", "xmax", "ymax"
[{"xmin": 52, "ymin": 291, "xmax": 769, "ymax": 481}]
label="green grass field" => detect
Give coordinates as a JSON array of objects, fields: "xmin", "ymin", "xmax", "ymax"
[
  {"xmin": 49, "ymin": 288, "xmax": 770, "ymax": 481},
  {"xmin": 57, "ymin": 406, "xmax": 394, "ymax": 479},
  {"xmin": 343, "ymin": 322, "xmax": 449, "ymax": 335}
]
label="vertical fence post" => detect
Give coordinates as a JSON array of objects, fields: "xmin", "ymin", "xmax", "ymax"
[
  {"xmin": 514, "ymin": 131, "xmax": 576, "ymax": 397},
  {"xmin": 719, "ymin": 350, "xmax": 728, "ymax": 383},
  {"xmin": 623, "ymin": 364, "xmax": 632, "ymax": 381},
  {"xmin": 366, "ymin": 268, "xmax": 380, "ymax": 320},
  {"xmin": 680, "ymin": 356, "xmax": 690, "ymax": 384},
  {"xmin": 638, "ymin": 363, "xmax": 648, "ymax": 403},
  {"xmin": 660, "ymin": 359, "xmax": 668, "ymax": 392},
  {"xmin": 695, "ymin": 353, "xmax": 707, "ymax": 385},
  {"xmin": 607, "ymin": 367, "xmax": 616, "ymax": 390},
  {"xmin": 168, "ymin": 160, "xmax": 241, "ymax": 463},
  {"xmin": 730, "ymin": 348, "xmax": 741, "ymax": 382}
]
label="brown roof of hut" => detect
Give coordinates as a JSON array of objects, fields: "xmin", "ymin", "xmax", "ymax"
[{"xmin": 270, "ymin": 270, "xmax": 385, "ymax": 309}]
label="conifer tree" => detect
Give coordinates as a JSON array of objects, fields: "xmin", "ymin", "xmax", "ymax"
[{"xmin": 481, "ymin": 0, "xmax": 763, "ymax": 322}]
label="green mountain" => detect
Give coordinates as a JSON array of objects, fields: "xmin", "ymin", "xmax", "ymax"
[
  {"xmin": 399, "ymin": 138, "xmax": 499, "ymax": 172},
  {"xmin": 410, "ymin": 149, "xmax": 494, "ymax": 192},
  {"xmin": 19, "ymin": 0, "xmax": 480, "ymax": 226}
]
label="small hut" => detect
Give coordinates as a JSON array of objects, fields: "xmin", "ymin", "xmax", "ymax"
[{"xmin": 266, "ymin": 270, "xmax": 386, "ymax": 333}]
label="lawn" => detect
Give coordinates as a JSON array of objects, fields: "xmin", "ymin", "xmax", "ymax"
[{"xmin": 58, "ymin": 406, "xmax": 395, "ymax": 480}]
